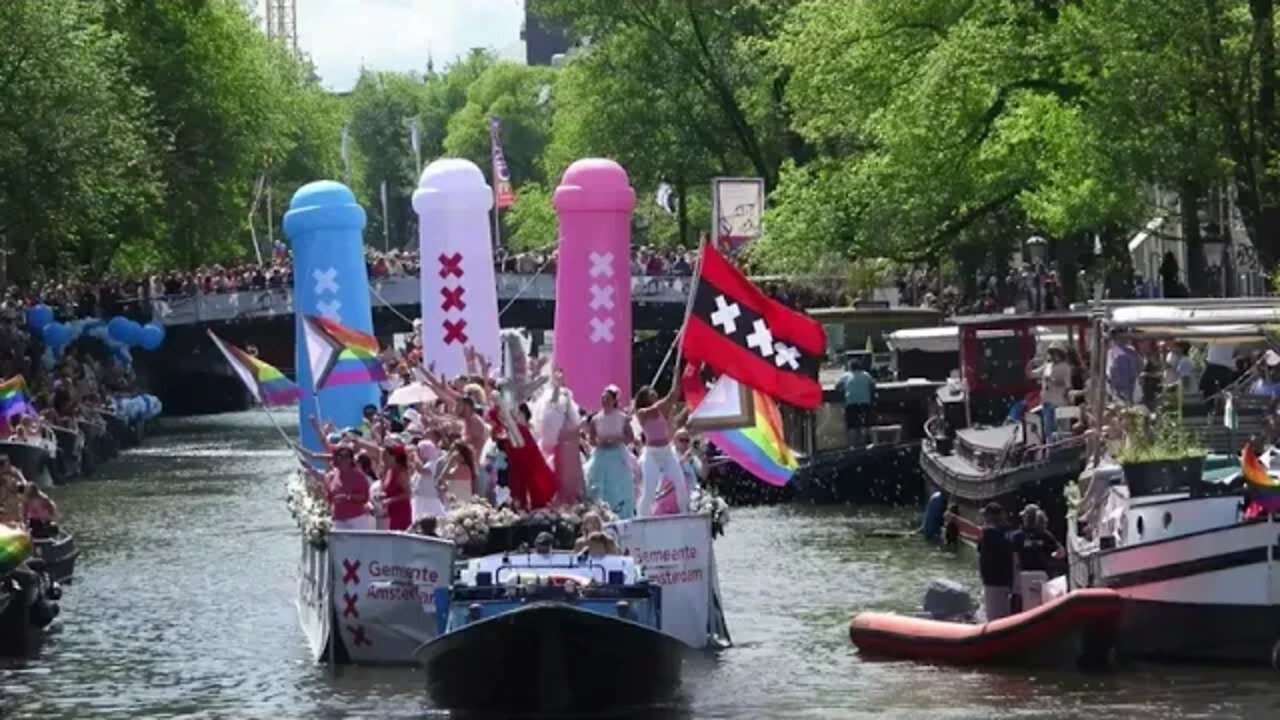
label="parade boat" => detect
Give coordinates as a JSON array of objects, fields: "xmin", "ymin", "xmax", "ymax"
[
  {"xmin": 1067, "ymin": 300, "xmax": 1280, "ymax": 664},
  {"xmin": 919, "ymin": 312, "xmax": 1092, "ymax": 543},
  {"xmin": 415, "ymin": 549, "xmax": 686, "ymax": 715}
]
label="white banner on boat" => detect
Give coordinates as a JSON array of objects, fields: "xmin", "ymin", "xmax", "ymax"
[
  {"xmin": 327, "ymin": 530, "xmax": 455, "ymax": 664},
  {"xmin": 610, "ymin": 513, "xmax": 712, "ymax": 648}
]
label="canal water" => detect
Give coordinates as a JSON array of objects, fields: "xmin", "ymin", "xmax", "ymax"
[{"xmin": 1, "ymin": 412, "xmax": 1277, "ymax": 719}]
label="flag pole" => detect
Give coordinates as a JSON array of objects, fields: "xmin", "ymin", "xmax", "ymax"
[{"xmin": 651, "ymin": 235, "xmax": 707, "ymax": 388}]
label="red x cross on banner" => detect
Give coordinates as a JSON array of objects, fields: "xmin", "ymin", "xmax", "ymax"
[
  {"xmin": 347, "ymin": 624, "xmax": 372, "ymax": 647},
  {"xmin": 341, "ymin": 559, "xmax": 361, "ymax": 585},
  {"xmin": 443, "ymin": 319, "xmax": 469, "ymax": 345},
  {"xmin": 438, "ymin": 252, "xmax": 464, "ymax": 279},
  {"xmin": 440, "ymin": 286, "xmax": 466, "ymax": 312},
  {"xmin": 342, "ymin": 592, "xmax": 359, "ymax": 619}
]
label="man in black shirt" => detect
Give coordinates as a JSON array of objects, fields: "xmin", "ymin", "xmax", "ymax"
[
  {"xmin": 977, "ymin": 502, "xmax": 1015, "ymax": 620},
  {"xmin": 1010, "ymin": 504, "xmax": 1063, "ymax": 574}
]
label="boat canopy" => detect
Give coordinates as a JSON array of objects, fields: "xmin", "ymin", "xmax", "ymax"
[
  {"xmin": 1106, "ymin": 302, "xmax": 1280, "ymax": 342},
  {"xmin": 888, "ymin": 325, "xmax": 1077, "ymax": 354}
]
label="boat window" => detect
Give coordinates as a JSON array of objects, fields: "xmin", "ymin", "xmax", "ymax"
[
  {"xmin": 1162, "ymin": 511, "xmax": 1172, "ymax": 529},
  {"xmin": 1135, "ymin": 516, "xmax": 1145, "ymax": 536}
]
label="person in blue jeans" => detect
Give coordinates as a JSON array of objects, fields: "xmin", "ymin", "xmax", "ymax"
[{"xmin": 836, "ymin": 357, "xmax": 876, "ymax": 446}]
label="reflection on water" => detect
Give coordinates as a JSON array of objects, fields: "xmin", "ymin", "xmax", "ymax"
[{"xmin": 0, "ymin": 413, "xmax": 1276, "ymax": 719}]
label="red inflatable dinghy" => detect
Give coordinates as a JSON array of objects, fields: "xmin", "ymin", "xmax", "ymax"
[{"xmin": 850, "ymin": 588, "xmax": 1122, "ymax": 667}]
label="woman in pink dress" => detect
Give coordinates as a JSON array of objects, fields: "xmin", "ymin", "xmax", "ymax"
[{"xmin": 381, "ymin": 444, "xmax": 412, "ymax": 531}]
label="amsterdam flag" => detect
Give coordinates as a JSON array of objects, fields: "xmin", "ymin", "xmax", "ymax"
[{"xmin": 680, "ymin": 244, "xmax": 826, "ymax": 409}]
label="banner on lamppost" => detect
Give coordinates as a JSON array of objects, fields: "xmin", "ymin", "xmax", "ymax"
[
  {"xmin": 711, "ymin": 177, "xmax": 765, "ymax": 254},
  {"xmin": 489, "ymin": 115, "xmax": 515, "ymax": 209}
]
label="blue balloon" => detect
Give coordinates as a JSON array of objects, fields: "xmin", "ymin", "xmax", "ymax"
[
  {"xmin": 41, "ymin": 322, "xmax": 70, "ymax": 348},
  {"xmin": 107, "ymin": 316, "xmax": 133, "ymax": 343},
  {"xmin": 26, "ymin": 304, "xmax": 53, "ymax": 331},
  {"xmin": 139, "ymin": 323, "xmax": 165, "ymax": 351},
  {"xmin": 122, "ymin": 320, "xmax": 144, "ymax": 347}
]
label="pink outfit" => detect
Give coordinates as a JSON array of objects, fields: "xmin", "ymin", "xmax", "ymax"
[
  {"xmin": 553, "ymin": 413, "xmax": 586, "ymax": 504},
  {"xmin": 640, "ymin": 414, "xmax": 672, "ymax": 446},
  {"xmin": 327, "ymin": 465, "xmax": 371, "ymax": 522}
]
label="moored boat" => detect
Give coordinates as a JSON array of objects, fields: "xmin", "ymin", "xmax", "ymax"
[
  {"xmin": 1068, "ymin": 458, "xmax": 1280, "ymax": 663},
  {"xmin": 33, "ymin": 531, "xmax": 78, "ymax": 585},
  {"xmin": 415, "ymin": 550, "xmax": 686, "ymax": 714},
  {"xmin": 850, "ymin": 587, "xmax": 1122, "ymax": 667},
  {"xmin": 0, "ymin": 440, "xmax": 54, "ymax": 489},
  {"xmin": 918, "ymin": 312, "xmax": 1093, "ymax": 543},
  {"xmin": 50, "ymin": 425, "xmax": 83, "ymax": 483},
  {"xmin": 0, "ymin": 525, "xmax": 61, "ymax": 656}
]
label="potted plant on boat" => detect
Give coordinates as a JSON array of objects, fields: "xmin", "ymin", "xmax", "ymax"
[{"xmin": 1115, "ymin": 387, "xmax": 1206, "ymax": 496}]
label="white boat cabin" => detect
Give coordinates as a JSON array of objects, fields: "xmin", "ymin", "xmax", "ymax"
[{"xmin": 458, "ymin": 551, "xmax": 645, "ymax": 588}]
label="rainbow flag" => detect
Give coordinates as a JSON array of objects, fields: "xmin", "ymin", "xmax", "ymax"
[
  {"xmin": 0, "ymin": 375, "xmax": 32, "ymax": 420},
  {"xmin": 1242, "ymin": 443, "xmax": 1280, "ymax": 512},
  {"xmin": 683, "ymin": 365, "xmax": 799, "ymax": 487},
  {"xmin": 302, "ymin": 315, "xmax": 387, "ymax": 390},
  {"xmin": 207, "ymin": 330, "xmax": 302, "ymax": 406}
]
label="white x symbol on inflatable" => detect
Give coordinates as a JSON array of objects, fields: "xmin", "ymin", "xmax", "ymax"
[
  {"xmin": 589, "ymin": 285, "xmax": 615, "ymax": 311},
  {"xmin": 313, "ymin": 268, "xmax": 339, "ymax": 295},
  {"xmin": 589, "ymin": 317, "xmax": 615, "ymax": 343},
  {"xmin": 317, "ymin": 299, "xmax": 342, "ymax": 321},
  {"xmin": 588, "ymin": 252, "xmax": 615, "ymax": 279},
  {"xmin": 773, "ymin": 342, "xmax": 800, "ymax": 370}
]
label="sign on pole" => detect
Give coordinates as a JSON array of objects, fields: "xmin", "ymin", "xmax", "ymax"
[{"xmin": 711, "ymin": 177, "xmax": 765, "ymax": 255}]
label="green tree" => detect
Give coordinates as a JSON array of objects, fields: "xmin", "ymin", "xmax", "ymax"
[
  {"xmin": 534, "ymin": 0, "xmax": 800, "ymax": 246},
  {"xmin": 444, "ymin": 62, "xmax": 557, "ymax": 186},
  {"xmin": 347, "ymin": 70, "xmax": 428, "ymax": 249},
  {"xmin": 0, "ymin": 0, "xmax": 160, "ymax": 282},
  {"xmin": 103, "ymin": 0, "xmax": 322, "ymax": 267}
]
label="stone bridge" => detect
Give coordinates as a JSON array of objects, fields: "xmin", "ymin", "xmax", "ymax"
[{"xmin": 138, "ymin": 273, "xmax": 692, "ymax": 414}]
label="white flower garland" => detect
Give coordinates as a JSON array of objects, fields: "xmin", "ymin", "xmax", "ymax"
[
  {"xmin": 286, "ymin": 471, "xmax": 332, "ymax": 547},
  {"xmin": 285, "ymin": 471, "xmax": 731, "ymax": 548}
]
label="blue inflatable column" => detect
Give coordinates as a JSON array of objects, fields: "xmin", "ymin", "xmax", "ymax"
[{"xmin": 283, "ymin": 181, "xmax": 379, "ymax": 452}]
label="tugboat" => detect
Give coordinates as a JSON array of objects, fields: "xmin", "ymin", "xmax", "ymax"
[
  {"xmin": 415, "ymin": 543, "xmax": 686, "ymax": 714},
  {"xmin": 919, "ymin": 312, "xmax": 1092, "ymax": 542}
]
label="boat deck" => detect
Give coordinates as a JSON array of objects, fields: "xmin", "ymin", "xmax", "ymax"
[{"xmin": 957, "ymin": 425, "xmax": 1020, "ymax": 453}]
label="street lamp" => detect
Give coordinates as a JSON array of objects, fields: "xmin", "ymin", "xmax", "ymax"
[{"xmin": 1025, "ymin": 235, "xmax": 1048, "ymax": 265}]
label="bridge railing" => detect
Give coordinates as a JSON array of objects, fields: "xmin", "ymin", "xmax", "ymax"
[{"xmin": 149, "ymin": 273, "xmax": 693, "ymax": 325}]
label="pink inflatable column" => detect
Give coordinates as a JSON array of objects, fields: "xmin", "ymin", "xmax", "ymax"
[{"xmin": 553, "ymin": 160, "xmax": 636, "ymax": 413}]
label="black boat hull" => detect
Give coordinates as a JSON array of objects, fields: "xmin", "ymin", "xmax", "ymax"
[
  {"xmin": 416, "ymin": 602, "xmax": 685, "ymax": 714},
  {"xmin": 51, "ymin": 427, "xmax": 81, "ymax": 484},
  {"xmin": 33, "ymin": 532, "xmax": 77, "ymax": 585},
  {"xmin": 0, "ymin": 441, "xmax": 53, "ymax": 488}
]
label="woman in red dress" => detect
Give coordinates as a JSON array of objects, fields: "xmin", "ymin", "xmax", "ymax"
[
  {"xmin": 488, "ymin": 402, "xmax": 556, "ymax": 509},
  {"xmin": 381, "ymin": 444, "xmax": 413, "ymax": 531}
]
